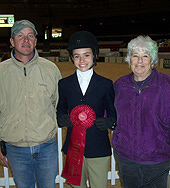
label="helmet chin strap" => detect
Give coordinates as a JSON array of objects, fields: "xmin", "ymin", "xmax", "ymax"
[{"xmin": 89, "ymin": 57, "xmax": 97, "ymax": 70}]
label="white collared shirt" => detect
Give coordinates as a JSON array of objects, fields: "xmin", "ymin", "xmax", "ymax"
[{"xmin": 77, "ymin": 68, "xmax": 93, "ymax": 95}]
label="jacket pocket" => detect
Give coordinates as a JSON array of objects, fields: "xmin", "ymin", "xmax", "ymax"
[
  {"xmin": 0, "ymin": 113, "xmax": 7, "ymax": 129},
  {"xmin": 112, "ymin": 126, "xmax": 131, "ymax": 151},
  {"xmin": 157, "ymin": 114, "xmax": 170, "ymax": 127}
]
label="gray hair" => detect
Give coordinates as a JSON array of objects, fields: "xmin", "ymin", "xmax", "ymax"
[{"xmin": 125, "ymin": 35, "xmax": 158, "ymax": 65}]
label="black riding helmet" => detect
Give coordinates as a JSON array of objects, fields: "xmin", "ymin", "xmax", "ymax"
[{"xmin": 67, "ymin": 31, "xmax": 99, "ymax": 66}]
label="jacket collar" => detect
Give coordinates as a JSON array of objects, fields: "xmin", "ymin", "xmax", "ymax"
[
  {"xmin": 11, "ymin": 48, "xmax": 38, "ymax": 68},
  {"xmin": 70, "ymin": 71, "xmax": 100, "ymax": 95},
  {"xmin": 125, "ymin": 68, "xmax": 159, "ymax": 87}
]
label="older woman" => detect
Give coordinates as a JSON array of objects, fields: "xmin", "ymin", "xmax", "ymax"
[{"xmin": 112, "ymin": 35, "xmax": 170, "ymax": 188}]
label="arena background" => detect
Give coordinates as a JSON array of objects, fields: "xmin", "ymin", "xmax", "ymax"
[{"xmin": 1, "ymin": 0, "xmax": 170, "ymax": 187}]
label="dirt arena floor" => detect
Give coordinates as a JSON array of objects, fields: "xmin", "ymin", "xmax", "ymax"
[
  {"xmin": 1, "ymin": 62, "xmax": 170, "ymax": 188},
  {"xmin": 55, "ymin": 61, "xmax": 170, "ymax": 81}
]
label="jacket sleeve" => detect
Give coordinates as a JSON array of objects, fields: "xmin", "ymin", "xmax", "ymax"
[
  {"xmin": 53, "ymin": 67, "xmax": 62, "ymax": 109},
  {"xmin": 56, "ymin": 79, "xmax": 69, "ymax": 121},
  {"xmin": 105, "ymin": 80, "xmax": 117, "ymax": 121}
]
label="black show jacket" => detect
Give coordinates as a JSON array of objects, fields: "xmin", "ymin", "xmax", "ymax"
[{"xmin": 57, "ymin": 71, "xmax": 116, "ymax": 158}]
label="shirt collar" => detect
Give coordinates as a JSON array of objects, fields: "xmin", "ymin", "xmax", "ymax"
[
  {"xmin": 13, "ymin": 49, "xmax": 35, "ymax": 63},
  {"xmin": 77, "ymin": 68, "xmax": 93, "ymax": 82}
]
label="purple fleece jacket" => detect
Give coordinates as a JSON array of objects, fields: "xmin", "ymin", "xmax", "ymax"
[{"xmin": 112, "ymin": 68, "xmax": 170, "ymax": 163}]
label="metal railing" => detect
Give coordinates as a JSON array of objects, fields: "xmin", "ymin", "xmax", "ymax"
[{"xmin": 0, "ymin": 128, "xmax": 119, "ymax": 188}]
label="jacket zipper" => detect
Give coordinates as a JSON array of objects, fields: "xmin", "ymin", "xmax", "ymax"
[
  {"xmin": 24, "ymin": 67, "xmax": 28, "ymax": 141},
  {"xmin": 138, "ymin": 86, "xmax": 150, "ymax": 94},
  {"xmin": 24, "ymin": 67, "xmax": 27, "ymax": 76},
  {"xmin": 123, "ymin": 85, "xmax": 151, "ymax": 94}
]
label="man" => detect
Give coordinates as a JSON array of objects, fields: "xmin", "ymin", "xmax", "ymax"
[{"xmin": 0, "ymin": 20, "xmax": 62, "ymax": 188}]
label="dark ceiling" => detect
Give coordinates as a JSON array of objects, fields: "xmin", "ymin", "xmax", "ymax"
[
  {"xmin": 1, "ymin": 0, "xmax": 170, "ymax": 18},
  {"xmin": 0, "ymin": 0, "xmax": 170, "ymax": 41}
]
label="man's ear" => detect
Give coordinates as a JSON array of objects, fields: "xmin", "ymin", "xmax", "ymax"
[
  {"xmin": 35, "ymin": 38, "xmax": 37, "ymax": 47},
  {"xmin": 10, "ymin": 38, "xmax": 15, "ymax": 48}
]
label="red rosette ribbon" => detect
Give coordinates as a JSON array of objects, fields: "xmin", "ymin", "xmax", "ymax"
[{"xmin": 62, "ymin": 105, "xmax": 96, "ymax": 185}]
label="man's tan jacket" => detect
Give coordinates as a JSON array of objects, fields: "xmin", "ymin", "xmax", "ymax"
[{"xmin": 0, "ymin": 49, "xmax": 62, "ymax": 146}]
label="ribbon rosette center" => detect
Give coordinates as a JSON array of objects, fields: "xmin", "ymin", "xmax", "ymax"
[{"xmin": 78, "ymin": 112, "xmax": 87, "ymax": 121}]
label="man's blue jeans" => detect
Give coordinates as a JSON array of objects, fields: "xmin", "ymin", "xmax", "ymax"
[{"xmin": 6, "ymin": 137, "xmax": 58, "ymax": 188}]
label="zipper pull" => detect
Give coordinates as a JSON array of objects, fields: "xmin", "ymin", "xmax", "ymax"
[{"xmin": 24, "ymin": 67, "xmax": 27, "ymax": 76}]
